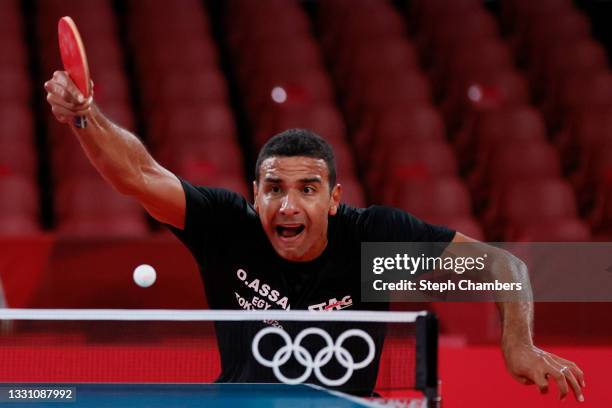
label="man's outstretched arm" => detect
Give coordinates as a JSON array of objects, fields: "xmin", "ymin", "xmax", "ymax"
[
  {"xmin": 44, "ymin": 71, "xmax": 185, "ymax": 229},
  {"xmin": 452, "ymin": 232, "xmax": 585, "ymax": 402}
]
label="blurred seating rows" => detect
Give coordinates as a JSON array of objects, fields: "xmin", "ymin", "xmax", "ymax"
[
  {"xmin": 315, "ymin": 0, "xmax": 606, "ymax": 242},
  {"xmin": 0, "ymin": 0, "xmax": 610, "ymax": 241},
  {"xmin": 126, "ymin": 0, "xmax": 248, "ymax": 200},
  {"xmin": 38, "ymin": 0, "xmax": 145, "ymax": 236},
  {"xmin": 0, "ymin": 0, "xmax": 39, "ymax": 234},
  {"xmin": 222, "ymin": 0, "xmax": 366, "ymax": 206}
]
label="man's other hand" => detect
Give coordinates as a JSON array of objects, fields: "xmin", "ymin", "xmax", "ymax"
[{"xmin": 503, "ymin": 341, "xmax": 586, "ymax": 402}]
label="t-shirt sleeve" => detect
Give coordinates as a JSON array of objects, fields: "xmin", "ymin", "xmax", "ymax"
[
  {"xmin": 359, "ymin": 205, "xmax": 456, "ymax": 243},
  {"xmin": 166, "ymin": 177, "xmax": 249, "ymax": 256}
]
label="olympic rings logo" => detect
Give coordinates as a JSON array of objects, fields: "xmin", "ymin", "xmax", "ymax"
[{"xmin": 251, "ymin": 326, "xmax": 375, "ymax": 387}]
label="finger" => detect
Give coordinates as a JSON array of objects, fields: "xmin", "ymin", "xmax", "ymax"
[
  {"xmin": 533, "ymin": 371, "xmax": 549, "ymax": 395},
  {"xmin": 45, "ymin": 80, "xmax": 83, "ymax": 106},
  {"xmin": 46, "ymin": 92, "xmax": 75, "ymax": 110},
  {"xmin": 515, "ymin": 376, "xmax": 535, "ymax": 385},
  {"xmin": 562, "ymin": 367, "xmax": 585, "ymax": 402},
  {"xmin": 52, "ymin": 105, "xmax": 90, "ymax": 117},
  {"xmin": 544, "ymin": 357, "xmax": 569, "ymax": 400},
  {"xmin": 46, "ymin": 91, "xmax": 92, "ymax": 112},
  {"xmin": 52, "ymin": 71, "xmax": 86, "ymax": 104},
  {"xmin": 556, "ymin": 358, "xmax": 586, "ymax": 388}
]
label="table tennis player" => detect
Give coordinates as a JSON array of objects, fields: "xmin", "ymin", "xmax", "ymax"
[{"xmin": 44, "ymin": 71, "xmax": 585, "ymax": 402}]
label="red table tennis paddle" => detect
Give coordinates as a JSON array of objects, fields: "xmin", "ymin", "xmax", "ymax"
[{"xmin": 58, "ymin": 16, "xmax": 91, "ymax": 128}]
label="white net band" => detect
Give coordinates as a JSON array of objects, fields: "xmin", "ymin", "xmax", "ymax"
[{"xmin": 0, "ymin": 308, "xmax": 427, "ymax": 323}]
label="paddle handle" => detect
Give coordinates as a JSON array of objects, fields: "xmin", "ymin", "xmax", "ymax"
[{"xmin": 74, "ymin": 115, "xmax": 87, "ymax": 128}]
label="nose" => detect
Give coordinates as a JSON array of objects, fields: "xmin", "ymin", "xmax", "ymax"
[{"xmin": 279, "ymin": 191, "xmax": 301, "ymax": 216}]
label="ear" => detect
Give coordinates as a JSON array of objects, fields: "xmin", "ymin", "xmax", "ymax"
[
  {"xmin": 252, "ymin": 181, "xmax": 259, "ymax": 211},
  {"xmin": 329, "ymin": 183, "xmax": 342, "ymax": 216}
]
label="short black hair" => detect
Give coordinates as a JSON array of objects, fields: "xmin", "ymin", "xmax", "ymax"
[{"xmin": 255, "ymin": 128, "xmax": 336, "ymax": 188}]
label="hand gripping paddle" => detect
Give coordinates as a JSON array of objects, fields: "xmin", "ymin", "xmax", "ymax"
[{"xmin": 58, "ymin": 16, "xmax": 91, "ymax": 128}]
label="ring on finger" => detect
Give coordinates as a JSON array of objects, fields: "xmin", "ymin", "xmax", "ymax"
[{"xmin": 560, "ymin": 366, "xmax": 569, "ymax": 375}]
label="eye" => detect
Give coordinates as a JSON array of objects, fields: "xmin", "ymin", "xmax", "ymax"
[
  {"xmin": 303, "ymin": 186, "xmax": 315, "ymax": 194},
  {"xmin": 271, "ymin": 185, "xmax": 281, "ymax": 193}
]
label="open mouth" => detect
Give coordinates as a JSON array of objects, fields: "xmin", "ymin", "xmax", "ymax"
[{"xmin": 275, "ymin": 224, "xmax": 306, "ymax": 239}]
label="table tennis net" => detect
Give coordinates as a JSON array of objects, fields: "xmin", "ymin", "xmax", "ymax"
[{"xmin": 0, "ymin": 309, "xmax": 438, "ymax": 402}]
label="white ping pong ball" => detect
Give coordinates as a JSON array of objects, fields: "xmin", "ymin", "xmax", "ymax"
[
  {"xmin": 133, "ymin": 264, "xmax": 156, "ymax": 288},
  {"xmin": 271, "ymin": 86, "xmax": 287, "ymax": 103}
]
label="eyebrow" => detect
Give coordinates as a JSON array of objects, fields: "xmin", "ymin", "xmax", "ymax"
[
  {"xmin": 298, "ymin": 177, "xmax": 322, "ymax": 184},
  {"xmin": 263, "ymin": 177, "xmax": 282, "ymax": 184},
  {"xmin": 262, "ymin": 177, "xmax": 322, "ymax": 184}
]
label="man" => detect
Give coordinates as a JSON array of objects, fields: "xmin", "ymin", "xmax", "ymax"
[{"xmin": 45, "ymin": 71, "xmax": 585, "ymax": 401}]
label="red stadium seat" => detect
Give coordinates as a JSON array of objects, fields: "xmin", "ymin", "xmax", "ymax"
[
  {"xmin": 133, "ymin": 29, "xmax": 215, "ymax": 56},
  {"xmin": 506, "ymin": 219, "xmax": 591, "ymax": 242},
  {"xmin": 502, "ymin": 0, "xmax": 573, "ymax": 34},
  {"xmin": 517, "ymin": 10, "xmax": 591, "ymax": 66},
  {"xmin": 0, "ymin": 37, "xmax": 28, "ymax": 70},
  {"xmin": 531, "ymin": 39, "xmax": 607, "ymax": 100},
  {"xmin": 484, "ymin": 179, "xmax": 578, "ymax": 239},
  {"xmin": 336, "ymin": 39, "xmax": 419, "ymax": 93},
  {"xmin": 469, "ymin": 141, "xmax": 562, "ymax": 210},
  {"xmin": 374, "ymin": 141, "xmax": 459, "ymax": 202},
  {"xmin": 395, "ymin": 177, "xmax": 473, "ymax": 220},
  {"xmin": 149, "ymin": 104, "xmax": 237, "ymax": 148},
  {"xmin": 235, "ymin": 39, "xmax": 322, "ymax": 84},
  {"xmin": 227, "ymin": 7, "xmax": 309, "ymax": 49},
  {"xmin": 130, "ymin": 0, "xmax": 209, "ymax": 27},
  {"xmin": 0, "ymin": 0, "xmax": 24, "ymax": 39},
  {"xmin": 88, "ymin": 68, "xmax": 131, "ymax": 106},
  {"xmin": 355, "ymin": 104, "xmax": 446, "ymax": 165},
  {"xmin": 245, "ymin": 69, "xmax": 334, "ymax": 119},
  {"xmin": 572, "ymin": 141, "xmax": 612, "ymax": 211},
  {"xmin": 322, "ymin": 8, "xmax": 405, "ymax": 55},
  {"xmin": 0, "ymin": 142, "xmax": 37, "ymax": 178},
  {"xmin": 328, "ymin": 140, "xmax": 358, "ymax": 179},
  {"xmin": 157, "ymin": 139, "xmax": 245, "ymax": 181},
  {"xmin": 255, "ymin": 104, "xmax": 347, "ymax": 149},
  {"xmin": 141, "ymin": 69, "xmax": 229, "ymax": 112},
  {"xmin": 410, "ymin": 0, "xmax": 483, "ymax": 32},
  {"xmin": 589, "ymin": 187, "xmax": 612, "ymax": 234},
  {"xmin": 456, "ymin": 106, "xmax": 547, "ymax": 170},
  {"xmin": 442, "ymin": 69, "xmax": 530, "ymax": 132},
  {"xmin": 0, "ymin": 176, "xmax": 38, "ymax": 217},
  {"xmin": 557, "ymin": 106, "xmax": 612, "ymax": 171},
  {"xmin": 51, "ymin": 141, "xmax": 100, "ymax": 180},
  {"xmin": 0, "ymin": 69, "xmax": 31, "ymax": 103},
  {"xmin": 135, "ymin": 39, "xmax": 219, "ymax": 74},
  {"xmin": 339, "ymin": 177, "xmax": 366, "ymax": 208},
  {"xmin": 544, "ymin": 71, "xmax": 612, "ymax": 130},
  {"xmin": 58, "ymin": 216, "xmax": 149, "ymax": 237},
  {"xmin": 421, "ymin": 9, "xmax": 499, "ymax": 67},
  {"xmin": 346, "ymin": 71, "xmax": 432, "ymax": 126},
  {"xmin": 431, "ymin": 38, "xmax": 514, "ymax": 99},
  {"xmin": 0, "ymin": 215, "xmax": 40, "ymax": 235},
  {"xmin": 55, "ymin": 178, "xmax": 143, "ymax": 221}
]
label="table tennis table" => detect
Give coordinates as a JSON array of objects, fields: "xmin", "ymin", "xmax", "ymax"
[{"xmin": 0, "ymin": 383, "xmax": 404, "ymax": 407}]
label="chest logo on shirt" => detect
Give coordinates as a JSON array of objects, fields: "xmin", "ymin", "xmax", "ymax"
[
  {"xmin": 235, "ymin": 268, "xmax": 290, "ymax": 310},
  {"xmin": 308, "ymin": 295, "xmax": 353, "ymax": 311}
]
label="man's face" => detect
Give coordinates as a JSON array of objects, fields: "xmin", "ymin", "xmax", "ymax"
[{"xmin": 253, "ymin": 156, "xmax": 342, "ymax": 262}]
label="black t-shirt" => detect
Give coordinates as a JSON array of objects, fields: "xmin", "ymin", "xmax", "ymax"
[{"xmin": 168, "ymin": 179, "xmax": 455, "ymax": 395}]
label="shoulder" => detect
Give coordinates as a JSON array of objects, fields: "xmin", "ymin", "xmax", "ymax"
[
  {"xmin": 181, "ymin": 178, "xmax": 252, "ymax": 211},
  {"xmin": 178, "ymin": 178, "xmax": 258, "ymax": 231},
  {"xmin": 334, "ymin": 204, "xmax": 455, "ymax": 242}
]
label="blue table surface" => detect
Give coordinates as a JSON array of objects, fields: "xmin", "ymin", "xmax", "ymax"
[{"xmin": 1, "ymin": 383, "xmax": 380, "ymax": 408}]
